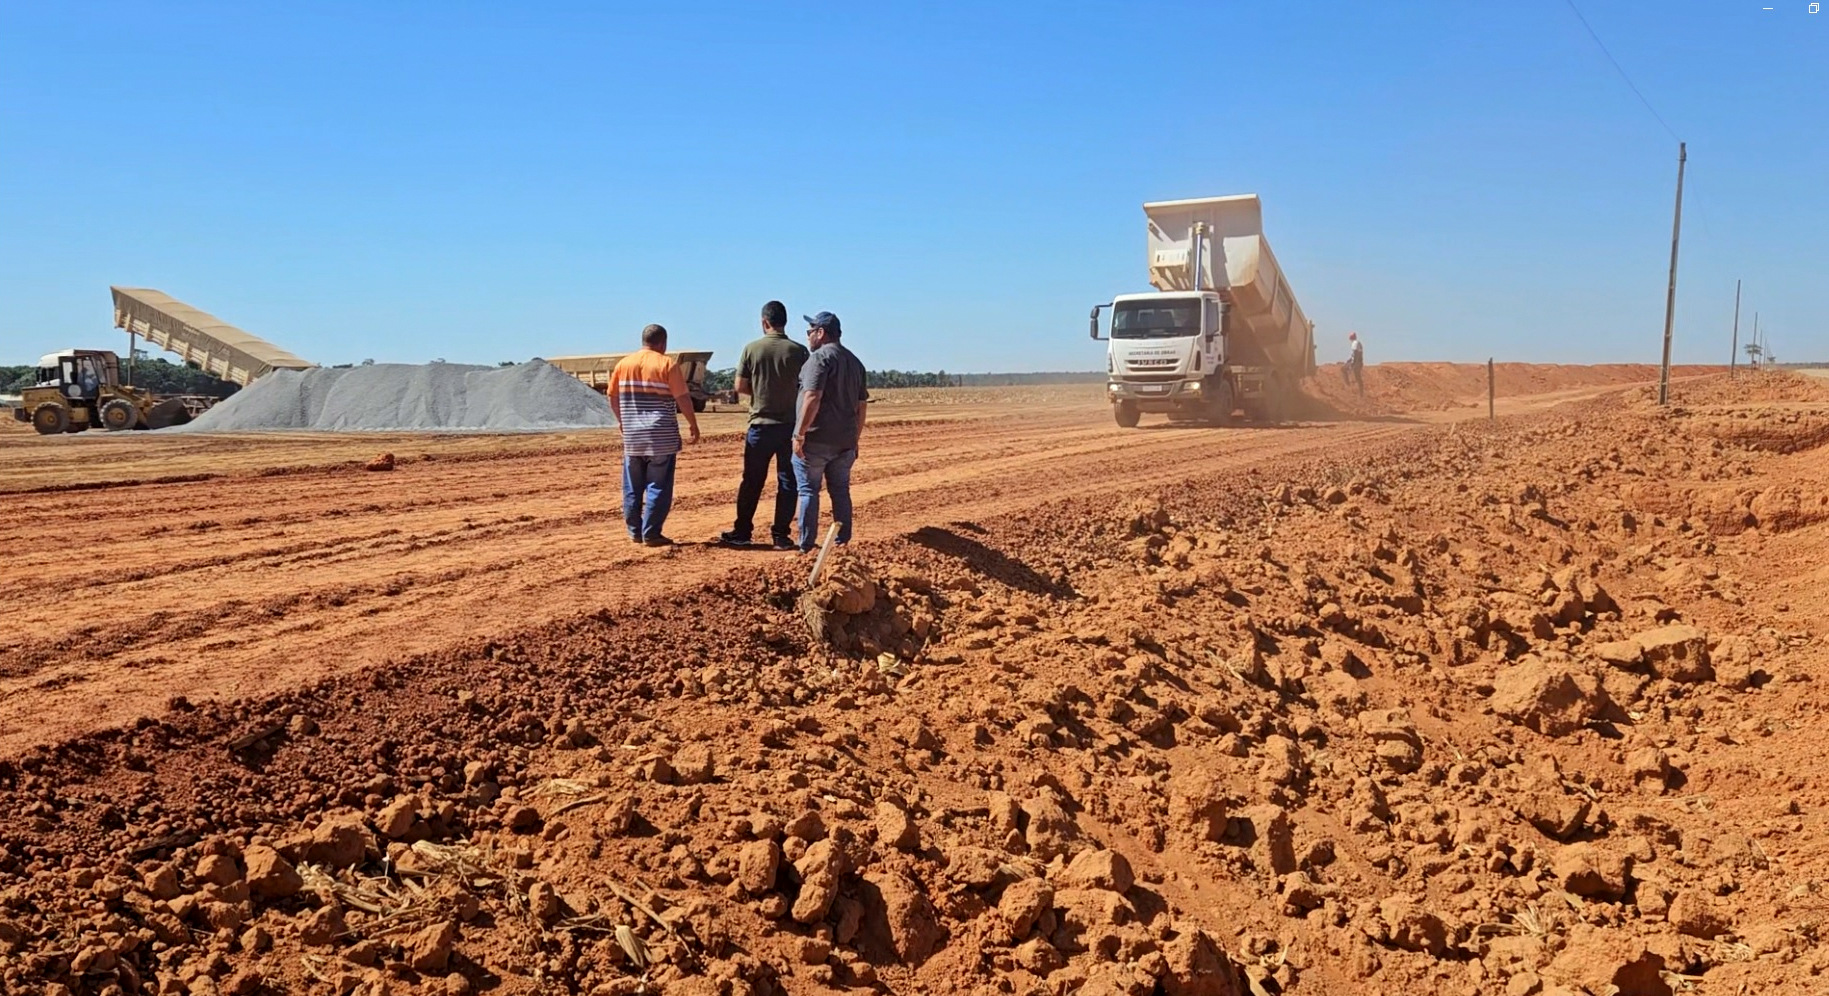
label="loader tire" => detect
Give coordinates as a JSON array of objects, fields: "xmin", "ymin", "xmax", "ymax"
[
  {"xmin": 1114, "ymin": 401, "xmax": 1140, "ymax": 428},
  {"xmin": 101, "ymin": 398, "xmax": 141, "ymax": 431},
  {"xmin": 146, "ymin": 399, "xmax": 193, "ymax": 430},
  {"xmin": 33, "ymin": 404, "xmax": 70, "ymax": 436}
]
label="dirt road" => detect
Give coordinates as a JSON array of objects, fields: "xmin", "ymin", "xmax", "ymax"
[
  {"xmin": 0, "ymin": 368, "xmax": 1719, "ymax": 752},
  {"xmin": 0, "ymin": 392, "xmax": 1389, "ymax": 752}
]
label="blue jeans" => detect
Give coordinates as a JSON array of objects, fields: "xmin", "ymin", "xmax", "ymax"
[
  {"xmin": 731, "ymin": 423, "xmax": 796, "ymax": 543},
  {"xmin": 622, "ymin": 453, "xmax": 677, "ymax": 541},
  {"xmin": 793, "ymin": 444, "xmax": 857, "ymax": 552}
]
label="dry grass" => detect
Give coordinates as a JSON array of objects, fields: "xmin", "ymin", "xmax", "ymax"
[
  {"xmin": 1475, "ymin": 902, "xmax": 1556, "ymax": 940},
  {"xmin": 298, "ymin": 845, "xmax": 493, "ymax": 941}
]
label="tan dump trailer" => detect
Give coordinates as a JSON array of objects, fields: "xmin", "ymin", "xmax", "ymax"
[
  {"xmin": 112, "ymin": 287, "xmax": 315, "ymax": 388},
  {"xmin": 546, "ymin": 351, "xmax": 715, "ymax": 412},
  {"xmin": 13, "ymin": 291, "xmax": 317, "ymax": 434}
]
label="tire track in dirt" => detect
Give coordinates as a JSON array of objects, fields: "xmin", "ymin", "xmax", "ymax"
[
  {"xmin": 0, "ymin": 371, "xmax": 1652, "ymax": 753},
  {"xmin": 0, "ymin": 403, "xmax": 1404, "ymax": 751}
]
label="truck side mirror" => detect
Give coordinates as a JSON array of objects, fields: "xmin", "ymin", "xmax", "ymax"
[{"xmin": 1089, "ymin": 304, "xmax": 1109, "ymax": 341}]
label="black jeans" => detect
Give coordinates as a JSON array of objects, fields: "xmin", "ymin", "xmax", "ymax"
[{"xmin": 731, "ymin": 422, "xmax": 796, "ymax": 542}]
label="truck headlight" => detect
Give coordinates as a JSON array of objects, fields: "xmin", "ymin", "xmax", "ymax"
[{"xmin": 1181, "ymin": 381, "xmax": 1202, "ymax": 394}]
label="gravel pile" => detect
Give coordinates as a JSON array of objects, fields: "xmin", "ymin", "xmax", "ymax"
[{"xmin": 179, "ymin": 360, "xmax": 617, "ymax": 432}]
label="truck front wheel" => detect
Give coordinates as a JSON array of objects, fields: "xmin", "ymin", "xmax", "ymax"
[{"xmin": 1114, "ymin": 401, "xmax": 1140, "ymax": 428}]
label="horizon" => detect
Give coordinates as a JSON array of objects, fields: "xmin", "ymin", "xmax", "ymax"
[{"xmin": 1, "ymin": 2, "xmax": 1822, "ymax": 372}]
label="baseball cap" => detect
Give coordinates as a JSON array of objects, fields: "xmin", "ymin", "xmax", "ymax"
[{"xmin": 803, "ymin": 311, "xmax": 842, "ymax": 336}]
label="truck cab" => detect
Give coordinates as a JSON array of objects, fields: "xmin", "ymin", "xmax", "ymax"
[{"xmin": 1093, "ymin": 291, "xmax": 1233, "ymax": 426}]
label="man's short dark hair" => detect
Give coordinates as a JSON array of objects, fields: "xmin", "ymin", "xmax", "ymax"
[
  {"xmin": 641, "ymin": 323, "xmax": 668, "ymax": 348},
  {"xmin": 761, "ymin": 301, "xmax": 787, "ymax": 330}
]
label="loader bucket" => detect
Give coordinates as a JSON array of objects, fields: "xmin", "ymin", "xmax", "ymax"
[{"xmin": 146, "ymin": 398, "xmax": 193, "ymax": 430}]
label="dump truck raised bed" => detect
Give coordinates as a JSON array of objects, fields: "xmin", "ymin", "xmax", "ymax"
[
  {"xmin": 112, "ymin": 287, "xmax": 315, "ymax": 388},
  {"xmin": 1089, "ymin": 195, "xmax": 1315, "ymax": 427},
  {"xmin": 546, "ymin": 351, "xmax": 715, "ymax": 412}
]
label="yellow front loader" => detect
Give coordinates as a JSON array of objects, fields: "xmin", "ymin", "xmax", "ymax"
[{"xmin": 14, "ymin": 350, "xmax": 201, "ymax": 435}]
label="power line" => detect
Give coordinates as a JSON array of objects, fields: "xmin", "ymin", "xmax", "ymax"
[{"xmin": 1561, "ymin": 0, "xmax": 1682, "ymax": 143}]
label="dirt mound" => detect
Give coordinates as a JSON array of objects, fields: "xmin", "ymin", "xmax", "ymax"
[
  {"xmin": 1628, "ymin": 370, "xmax": 1829, "ymax": 408},
  {"xmin": 0, "ymin": 410, "xmax": 29, "ymax": 434},
  {"xmin": 4, "ymin": 387, "xmax": 1829, "ymax": 994},
  {"xmin": 797, "ymin": 555, "xmax": 945, "ymax": 662},
  {"xmin": 1302, "ymin": 362, "xmax": 1730, "ymax": 417}
]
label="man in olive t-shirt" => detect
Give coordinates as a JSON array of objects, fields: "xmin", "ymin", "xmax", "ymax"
[{"xmin": 719, "ymin": 300, "xmax": 809, "ymax": 548}]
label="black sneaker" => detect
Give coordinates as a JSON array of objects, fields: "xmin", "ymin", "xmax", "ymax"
[
  {"xmin": 643, "ymin": 536, "xmax": 675, "ymax": 548},
  {"xmin": 770, "ymin": 536, "xmax": 796, "ymax": 551},
  {"xmin": 717, "ymin": 530, "xmax": 752, "ymax": 546}
]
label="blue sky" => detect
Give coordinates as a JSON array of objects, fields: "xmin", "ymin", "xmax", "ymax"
[{"xmin": 1, "ymin": 1, "xmax": 1822, "ymax": 372}]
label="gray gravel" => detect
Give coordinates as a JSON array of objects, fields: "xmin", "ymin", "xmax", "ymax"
[{"xmin": 179, "ymin": 360, "xmax": 617, "ymax": 432}]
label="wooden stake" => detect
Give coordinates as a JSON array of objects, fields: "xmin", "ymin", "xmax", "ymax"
[
  {"xmin": 1488, "ymin": 358, "xmax": 1495, "ymax": 424},
  {"xmin": 808, "ymin": 522, "xmax": 843, "ymax": 587}
]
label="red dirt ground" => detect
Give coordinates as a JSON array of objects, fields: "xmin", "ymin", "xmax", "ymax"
[
  {"xmin": 1305, "ymin": 363, "xmax": 1730, "ymax": 418},
  {"xmin": 3, "ymin": 367, "xmax": 1826, "ymax": 996}
]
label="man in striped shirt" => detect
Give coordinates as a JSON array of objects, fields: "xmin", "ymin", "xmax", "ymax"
[{"xmin": 608, "ymin": 324, "xmax": 701, "ymax": 547}]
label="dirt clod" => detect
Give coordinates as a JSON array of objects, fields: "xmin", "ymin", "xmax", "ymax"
[
  {"xmin": 402, "ymin": 921, "xmax": 457, "ymax": 973},
  {"xmin": 242, "ymin": 845, "xmax": 301, "ymax": 899},
  {"xmin": 1062, "ymin": 848, "xmax": 1136, "ymax": 894},
  {"xmin": 737, "ymin": 839, "xmax": 780, "ymax": 894},
  {"xmin": 1491, "ymin": 659, "xmax": 1609, "ymax": 737},
  {"xmin": 874, "ymin": 800, "xmax": 919, "ymax": 852}
]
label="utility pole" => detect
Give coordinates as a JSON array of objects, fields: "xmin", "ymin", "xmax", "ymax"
[
  {"xmin": 1657, "ymin": 142, "xmax": 1686, "ymax": 406},
  {"xmin": 1729, "ymin": 279, "xmax": 1741, "ymax": 375}
]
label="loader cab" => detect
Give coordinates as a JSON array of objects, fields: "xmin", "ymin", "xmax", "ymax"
[
  {"xmin": 63, "ymin": 354, "xmax": 107, "ymax": 401},
  {"xmin": 39, "ymin": 351, "xmax": 120, "ymax": 398}
]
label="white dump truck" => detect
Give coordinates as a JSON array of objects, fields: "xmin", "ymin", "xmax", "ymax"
[{"xmin": 1090, "ymin": 195, "xmax": 1315, "ymax": 426}]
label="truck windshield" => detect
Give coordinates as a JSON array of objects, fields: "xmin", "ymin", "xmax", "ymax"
[{"xmin": 1111, "ymin": 301, "xmax": 1198, "ymax": 339}]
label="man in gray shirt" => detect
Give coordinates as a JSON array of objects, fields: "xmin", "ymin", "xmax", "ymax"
[
  {"xmin": 719, "ymin": 301, "xmax": 808, "ymax": 548},
  {"xmin": 792, "ymin": 311, "xmax": 869, "ymax": 553}
]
